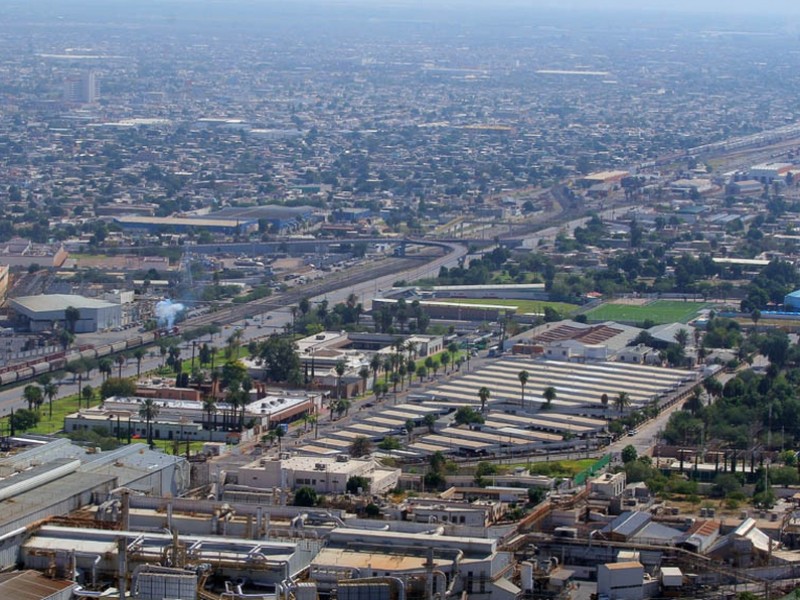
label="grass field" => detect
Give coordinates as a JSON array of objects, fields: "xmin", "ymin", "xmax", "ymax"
[
  {"xmin": 585, "ymin": 300, "xmax": 709, "ymax": 324},
  {"xmin": 428, "ymin": 298, "xmax": 579, "ymax": 316},
  {"xmin": 519, "ymin": 458, "xmax": 596, "ymax": 478}
]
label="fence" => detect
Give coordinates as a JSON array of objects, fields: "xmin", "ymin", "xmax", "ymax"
[{"xmin": 573, "ymin": 453, "xmax": 611, "ymax": 486}]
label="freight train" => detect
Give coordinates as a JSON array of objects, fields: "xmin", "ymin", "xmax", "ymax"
[{"xmin": 0, "ymin": 327, "xmax": 179, "ymax": 386}]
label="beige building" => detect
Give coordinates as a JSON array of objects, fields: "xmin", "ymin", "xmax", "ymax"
[
  {"xmin": 0, "ymin": 238, "xmax": 68, "ymax": 268},
  {"xmin": 237, "ymin": 455, "xmax": 400, "ymax": 495}
]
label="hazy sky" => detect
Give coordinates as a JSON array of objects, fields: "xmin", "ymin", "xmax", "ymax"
[{"xmin": 369, "ymin": 0, "xmax": 800, "ymax": 15}]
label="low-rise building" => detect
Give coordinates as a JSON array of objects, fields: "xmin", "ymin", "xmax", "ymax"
[
  {"xmin": 236, "ymin": 455, "xmax": 400, "ymax": 495},
  {"xmin": 10, "ymin": 294, "xmax": 122, "ymax": 333},
  {"xmin": 597, "ymin": 561, "xmax": 645, "ymax": 600}
]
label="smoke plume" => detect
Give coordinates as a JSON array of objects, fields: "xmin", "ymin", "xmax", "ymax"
[{"xmin": 155, "ymin": 299, "xmax": 185, "ymax": 328}]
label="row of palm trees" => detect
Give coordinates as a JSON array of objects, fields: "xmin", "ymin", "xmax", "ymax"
[
  {"xmin": 474, "ymin": 372, "xmax": 633, "ymax": 415},
  {"xmin": 363, "ymin": 339, "xmax": 464, "ymax": 400}
]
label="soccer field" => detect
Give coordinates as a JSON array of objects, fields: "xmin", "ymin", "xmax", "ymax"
[{"xmin": 584, "ymin": 300, "xmax": 709, "ymax": 324}]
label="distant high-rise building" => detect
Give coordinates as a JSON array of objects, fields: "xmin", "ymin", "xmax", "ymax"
[{"xmin": 63, "ymin": 70, "xmax": 99, "ymax": 104}]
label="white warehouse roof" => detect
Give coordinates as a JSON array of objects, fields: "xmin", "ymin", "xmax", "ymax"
[{"xmin": 11, "ymin": 294, "xmax": 117, "ymax": 313}]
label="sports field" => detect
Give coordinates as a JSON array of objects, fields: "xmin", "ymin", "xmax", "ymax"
[
  {"xmin": 428, "ymin": 298, "xmax": 579, "ymax": 315},
  {"xmin": 584, "ymin": 300, "xmax": 709, "ymax": 324}
]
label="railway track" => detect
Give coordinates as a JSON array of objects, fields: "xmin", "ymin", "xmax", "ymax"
[{"xmin": 180, "ymin": 240, "xmax": 464, "ymax": 333}]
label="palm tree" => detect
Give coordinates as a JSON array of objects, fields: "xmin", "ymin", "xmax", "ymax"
[
  {"xmin": 23, "ymin": 385, "xmax": 43, "ymax": 412},
  {"xmin": 275, "ymin": 426, "xmax": 285, "ymax": 452},
  {"xmin": 139, "ymin": 398, "xmax": 160, "ymax": 448},
  {"xmin": 478, "ymin": 386, "xmax": 491, "ymax": 413},
  {"xmin": 405, "ymin": 419, "xmax": 415, "ymax": 442},
  {"xmin": 751, "ymin": 308, "xmax": 761, "ymax": 332},
  {"xmin": 358, "ymin": 366, "xmax": 370, "ymax": 395},
  {"xmin": 406, "ymin": 360, "xmax": 416, "ymax": 387},
  {"xmin": 82, "ymin": 385, "xmax": 94, "ymax": 407},
  {"xmin": 447, "ymin": 342, "xmax": 459, "ymax": 372},
  {"xmin": 202, "ymin": 397, "xmax": 217, "ymax": 439},
  {"xmin": 43, "ymin": 382, "xmax": 59, "ymax": 419},
  {"xmin": 615, "ymin": 391, "xmax": 631, "ymax": 415},
  {"xmin": 440, "ymin": 352, "xmax": 450, "ymax": 374},
  {"xmin": 73, "ymin": 362, "xmax": 86, "ymax": 405},
  {"xmin": 335, "ymin": 360, "xmax": 346, "ymax": 403},
  {"xmin": 133, "ymin": 348, "xmax": 147, "ymax": 377},
  {"xmin": 423, "ymin": 413, "xmax": 437, "ymax": 433},
  {"xmin": 370, "ymin": 354, "xmax": 381, "ymax": 388},
  {"xmin": 98, "ymin": 358, "xmax": 113, "ymax": 382},
  {"xmin": 383, "ymin": 357, "xmax": 393, "ymax": 384},
  {"xmin": 674, "ymin": 328, "xmax": 690, "ymax": 349},
  {"xmin": 335, "ymin": 398, "xmax": 350, "ymax": 419},
  {"xmin": 518, "ymin": 370, "xmax": 529, "ymax": 407},
  {"xmin": 542, "ymin": 386, "xmax": 557, "ymax": 408},
  {"xmin": 115, "ymin": 354, "xmax": 126, "ymax": 378},
  {"xmin": 64, "ymin": 306, "xmax": 80, "ymax": 334},
  {"xmin": 308, "ymin": 413, "xmax": 319, "ymax": 439}
]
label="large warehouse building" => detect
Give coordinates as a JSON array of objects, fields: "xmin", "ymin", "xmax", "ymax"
[{"xmin": 10, "ymin": 294, "xmax": 122, "ymax": 333}]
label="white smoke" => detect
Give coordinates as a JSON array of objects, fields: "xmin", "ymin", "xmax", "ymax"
[{"xmin": 155, "ymin": 299, "xmax": 185, "ymax": 328}]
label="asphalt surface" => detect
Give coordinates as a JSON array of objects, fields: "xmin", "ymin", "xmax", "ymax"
[{"xmin": 0, "ymin": 242, "xmax": 469, "ymax": 425}]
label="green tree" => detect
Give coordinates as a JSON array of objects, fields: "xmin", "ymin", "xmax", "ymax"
[
  {"xmin": 478, "ymin": 386, "xmax": 491, "ymax": 413},
  {"xmin": 64, "ymin": 306, "xmax": 80, "ymax": 334},
  {"xmin": 615, "ymin": 391, "xmax": 631, "ymax": 415},
  {"xmin": 542, "ymin": 386, "xmax": 557, "ymax": 408},
  {"xmin": 405, "ymin": 418, "xmax": 415, "ymax": 441},
  {"xmin": 378, "ymin": 435, "xmax": 401, "ymax": 450},
  {"xmin": 22, "ymin": 384, "xmax": 43, "ymax": 412},
  {"xmin": 139, "ymin": 398, "xmax": 160, "ymax": 448},
  {"xmin": 454, "ymin": 406, "xmax": 485, "ymax": 426},
  {"xmin": 335, "ymin": 360, "xmax": 346, "ymax": 403},
  {"xmin": 346, "ymin": 475, "xmax": 371, "ymax": 495},
  {"xmin": 82, "ymin": 385, "xmax": 94, "ymax": 406},
  {"xmin": 10, "ymin": 408, "xmax": 39, "ymax": 432},
  {"xmin": 259, "ymin": 336, "xmax": 302, "ymax": 383},
  {"xmin": 294, "ymin": 486, "xmax": 318, "ymax": 507},
  {"xmin": 349, "ymin": 436, "xmax": 373, "ymax": 458},
  {"xmin": 621, "ymin": 444, "xmax": 638, "ymax": 463},
  {"xmin": 518, "ymin": 370, "xmax": 529, "ymax": 407},
  {"xmin": 100, "ymin": 377, "xmax": 137, "ymax": 399},
  {"xmin": 98, "ymin": 358, "xmax": 113, "ymax": 382},
  {"xmin": 43, "ymin": 381, "xmax": 58, "ymax": 418},
  {"xmin": 274, "ymin": 425, "xmax": 285, "ymax": 451},
  {"xmin": 132, "ymin": 348, "xmax": 147, "ymax": 377},
  {"xmin": 423, "ymin": 413, "xmax": 437, "ymax": 433},
  {"xmin": 115, "ymin": 354, "xmax": 127, "ymax": 378}
]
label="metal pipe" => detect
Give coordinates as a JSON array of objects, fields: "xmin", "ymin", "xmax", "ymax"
[
  {"xmin": 431, "ymin": 570, "xmax": 448, "ymax": 599},
  {"xmin": 73, "ymin": 586, "xmax": 106, "ymax": 598},
  {"xmin": 117, "ymin": 537, "xmax": 127, "ymax": 600},
  {"xmin": 0, "ymin": 526, "xmax": 26, "ymax": 544}
]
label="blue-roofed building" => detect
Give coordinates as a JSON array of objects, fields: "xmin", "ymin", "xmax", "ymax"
[{"xmin": 785, "ymin": 290, "xmax": 800, "ymax": 311}]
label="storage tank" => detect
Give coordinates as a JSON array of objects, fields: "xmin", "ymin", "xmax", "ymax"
[{"xmin": 521, "ymin": 561, "xmax": 534, "ymax": 592}]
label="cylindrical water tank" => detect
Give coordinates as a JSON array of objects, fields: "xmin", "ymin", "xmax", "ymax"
[{"xmin": 521, "ymin": 561, "xmax": 534, "ymax": 592}]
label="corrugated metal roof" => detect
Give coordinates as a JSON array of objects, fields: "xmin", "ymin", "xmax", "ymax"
[
  {"xmin": 11, "ymin": 294, "xmax": 116, "ymax": 313},
  {"xmin": 0, "ymin": 570, "xmax": 75, "ymax": 599}
]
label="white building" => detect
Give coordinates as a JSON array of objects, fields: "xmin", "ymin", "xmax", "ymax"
[
  {"xmin": 749, "ymin": 162, "xmax": 794, "ymax": 183},
  {"xmin": 11, "ymin": 294, "xmax": 122, "ymax": 333},
  {"xmin": 597, "ymin": 561, "xmax": 645, "ymax": 600},
  {"xmin": 237, "ymin": 455, "xmax": 400, "ymax": 495},
  {"xmin": 590, "ymin": 472, "xmax": 626, "ymax": 499}
]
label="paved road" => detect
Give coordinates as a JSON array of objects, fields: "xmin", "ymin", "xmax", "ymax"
[{"xmin": 0, "ymin": 243, "xmax": 468, "ymax": 427}]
